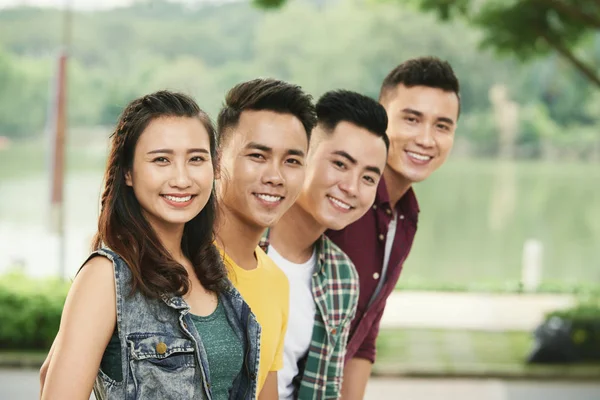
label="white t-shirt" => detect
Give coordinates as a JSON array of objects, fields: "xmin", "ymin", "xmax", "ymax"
[
  {"xmin": 369, "ymin": 209, "xmax": 398, "ymax": 307},
  {"xmin": 267, "ymin": 244, "xmax": 317, "ymax": 400}
]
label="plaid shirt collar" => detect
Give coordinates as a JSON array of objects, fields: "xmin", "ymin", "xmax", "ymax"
[{"xmin": 259, "ymin": 228, "xmax": 327, "ymax": 273}]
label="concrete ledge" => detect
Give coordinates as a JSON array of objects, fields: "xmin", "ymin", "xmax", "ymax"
[{"xmin": 381, "ymin": 292, "xmax": 576, "ymax": 331}]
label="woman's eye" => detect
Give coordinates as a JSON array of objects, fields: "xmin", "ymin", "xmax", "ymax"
[
  {"xmin": 249, "ymin": 153, "xmax": 265, "ymax": 160},
  {"xmin": 153, "ymin": 157, "xmax": 169, "ymax": 163}
]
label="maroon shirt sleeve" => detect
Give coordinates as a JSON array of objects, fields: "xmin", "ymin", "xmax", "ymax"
[
  {"xmin": 327, "ymin": 182, "xmax": 420, "ymax": 365},
  {"xmin": 352, "ymin": 306, "xmax": 385, "ymax": 363}
]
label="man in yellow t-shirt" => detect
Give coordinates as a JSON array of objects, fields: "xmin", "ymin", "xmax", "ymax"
[
  {"xmin": 220, "ymin": 247, "xmax": 289, "ymax": 391},
  {"xmin": 214, "ymin": 78, "xmax": 317, "ymax": 398}
]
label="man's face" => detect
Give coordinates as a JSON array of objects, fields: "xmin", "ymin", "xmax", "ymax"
[
  {"xmin": 383, "ymin": 84, "xmax": 459, "ymax": 183},
  {"xmin": 218, "ymin": 110, "xmax": 308, "ymax": 231},
  {"xmin": 296, "ymin": 122, "xmax": 387, "ymax": 231}
]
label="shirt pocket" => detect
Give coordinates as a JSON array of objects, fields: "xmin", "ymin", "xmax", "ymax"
[{"xmin": 127, "ymin": 333, "xmax": 203, "ymax": 400}]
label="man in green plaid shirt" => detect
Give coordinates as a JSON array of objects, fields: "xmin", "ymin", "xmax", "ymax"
[{"xmin": 259, "ymin": 90, "xmax": 389, "ymax": 399}]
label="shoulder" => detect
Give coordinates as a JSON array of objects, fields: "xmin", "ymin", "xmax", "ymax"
[
  {"xmin": 62, "ymin": 253, "xmax": 117, "ymax": 325},
  {"xmin": 79, "ymin": 248, "xmax": 133, "ymax": 282},
  {"xmin": 320, "ymin": 236, "xmax": 359, "ymax": 283},
  {"xmin": 255, "ymin": 246, "xmax": 281, "ymax": 274},
  {"xmin": 325, "ymin": 209, "xmax": 375, "ymax": 246},
  {"xmin": 70, "ymin": 253, "xmax": 117, "ymax": 306},
  {"xmin": 78, "ymin": 253, "xmax": 115, "ymax": 283},
  {"xmin": 255, "ymin": 246, "xmax": 289, "ymax": 288}
]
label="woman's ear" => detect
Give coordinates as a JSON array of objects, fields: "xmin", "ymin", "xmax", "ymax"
[{"xmin": 125, "ymin": 170, "xmax": 133, "ymax": 187}]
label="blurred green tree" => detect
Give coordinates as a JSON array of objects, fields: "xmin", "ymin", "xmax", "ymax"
[
  {"xmin": 0, "ymin": 0, "xmax": 597, "ymax": 156},
  {"xmin": 254, "ymin": 0, "xmax": 600, "ymax": 88},
  {"xmin": 414, "ymin": 0, "xmax": 600, "ymax": 88}
]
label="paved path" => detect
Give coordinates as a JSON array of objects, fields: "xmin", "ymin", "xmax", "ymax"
[
  {"xmin": 364, "ymin": 377, "xmax": 600, "ymax": 400},
  {"xmin": 4, "ymin": 369, "xmax": 599, "ymax": 400},
  {"xmin": 380, "ymin": 291, "xmax": 575, "ymax": 331}
]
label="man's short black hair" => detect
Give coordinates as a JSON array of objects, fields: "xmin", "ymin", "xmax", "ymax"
[
  {"xmin": 217, "ymin": 78, "xmax": 317, "ymax": 145},
  {"xmin": 379, "ymin": 56, "xmax": 460, "ymax": 115},
  {"xmin": 316, "ymin": 90, "xmax": 389, "ymax": 151}
]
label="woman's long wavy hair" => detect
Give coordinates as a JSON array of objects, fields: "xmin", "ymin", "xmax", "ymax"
[{"xmin": 92, "ymin": 90, "xmax": 228, "ymax": 298}]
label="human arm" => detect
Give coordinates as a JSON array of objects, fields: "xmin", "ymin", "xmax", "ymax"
[
  {"xmin": 340, "ymin": 358, "xmax": 372, "ymax": 400},
  {"xmin": 39, "ymin": 338, "xmax": 56, "ymax": 397},
  {"xmin": 41, "ymin": 256, "xmax": 117, "ymax": 399},
  {"xmin": 340, "ymin": 306, "xmax": 385, "ymax": 400},
  {"xmin": 258, "ymin": 371, "xmax": 279, "ymax": 400}
]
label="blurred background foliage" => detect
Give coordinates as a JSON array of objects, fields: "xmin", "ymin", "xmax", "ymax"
[
  {"xmin": 0, "ymin": 0, "xmax": 598, "ymax": 290},
  {"xmin": 0, "ymin": 0, "xmax": 598, "ymax": 160}
]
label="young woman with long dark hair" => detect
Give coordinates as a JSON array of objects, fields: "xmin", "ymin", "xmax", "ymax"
[{"xmin": 41, "ymin": 91, "xmax": 260, "ymax": 400}]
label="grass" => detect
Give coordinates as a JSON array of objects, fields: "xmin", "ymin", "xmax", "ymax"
[
  {"xmin": 0, "ymin": 350, "xmax": 47, "ymax": 368},
  {"xmin": 394, "ymin": 280, "xmax": 600, "ymax": 295},
  {"xmin": 375, "ymin": 328, "xmax": 600, "ymax": 379}
]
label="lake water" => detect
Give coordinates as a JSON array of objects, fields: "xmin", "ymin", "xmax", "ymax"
[
  {"xmin": 1, "ymin": 157, "xmax": 599, "ymax": 288},
  {"xmin": 0, "ymin": 172, "xmax": 103, "ymax": 278}
]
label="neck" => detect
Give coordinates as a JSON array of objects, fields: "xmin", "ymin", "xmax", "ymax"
[
  {"xmin": 215, "ymin": 206, "xmax": 264, "ymax": 270},
  {"xmin": 151, "ymin": 221, "xmax": 185, "ymax": 262},
  {"xmin": 269, "ymin": 203, "xmax": 323, "ymax": 263},
  {"xmin": 383, "ymin": 167, "xmax": 412, "ymax": 209}
]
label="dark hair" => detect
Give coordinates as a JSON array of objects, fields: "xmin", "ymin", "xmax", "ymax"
[
  {"xmin": 92, "ymin": 90, "xmax": 228, "ymax": 298},
  {"xmin": 217, "ymin": 78, "xmax": 317, "ymax": 144},
  {"xmin": 316, "ymin": 90, "xmax": 390, "ymax": 151},
  {"xmin": 379, "ymin": 56, "xmax": 460, "ymax": 115}
]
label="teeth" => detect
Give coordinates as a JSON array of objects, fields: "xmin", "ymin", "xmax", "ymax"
[
  {"xmin": 328, "ymin": 196, "xmax": 351, "ymax": 210},
  {"xmin": 164, "ymin": 195, "xmax": 192, "ymax": 203},
  {"xmin": 406, "ymin": 151, "xmax": 432, "ymax": 161},
  {"xmin": 256, "ymin": 194, "xmax": 282, "ymax": 203}
]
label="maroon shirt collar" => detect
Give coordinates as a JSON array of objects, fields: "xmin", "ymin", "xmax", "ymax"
[{"xmin": 375, "ymin": 177, "xmax": 420, "ymax": 221}]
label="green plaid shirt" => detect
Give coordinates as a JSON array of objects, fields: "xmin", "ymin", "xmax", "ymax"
[{"xmin": 260, "ymin": 232, "xmax": 359, "ymax": 399}]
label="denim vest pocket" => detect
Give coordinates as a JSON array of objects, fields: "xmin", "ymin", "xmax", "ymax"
[
  {"xmin": 128, "ymin": 333, "xmax": 202, "ymax": 400},
  {"xmin": 94, "ymin": 369, "xmax": 124, "ymax": 400}
]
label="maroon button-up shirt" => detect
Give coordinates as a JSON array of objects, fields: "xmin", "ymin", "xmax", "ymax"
[{"xmin": 326, "ymin": 178, "xmax": 419, "ymax": 363}]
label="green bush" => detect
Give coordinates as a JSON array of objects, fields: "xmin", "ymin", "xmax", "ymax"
[
  {"xmin": 547, "ymin": 299, "xmax": 600, "ymax": 324},
  {"xmin": 0, "ymin": 272, "xmax": 69, "ymax": 350},
  {"xmin": 543, "ymin": 299, "xmax": 600, "ymax": 361}
]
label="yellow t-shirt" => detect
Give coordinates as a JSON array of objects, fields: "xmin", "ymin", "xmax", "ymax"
[{"xmin": 220, "ymin": 246, "xmax": 290, "ymax": 394}]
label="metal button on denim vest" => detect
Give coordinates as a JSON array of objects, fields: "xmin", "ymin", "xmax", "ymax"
[{"xmin": 90, "ymin": 248, "xmax": 261, "ymax": 400}]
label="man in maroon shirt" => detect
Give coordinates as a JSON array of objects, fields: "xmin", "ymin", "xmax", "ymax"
[{"xmin": 326, "ymin": 56, "xmax": 461, "ymax": 399}]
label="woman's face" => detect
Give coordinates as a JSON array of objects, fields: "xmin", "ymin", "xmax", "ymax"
[{"xmin": 125, "ymin": 116, "xmax": 214, "ymax": 233}]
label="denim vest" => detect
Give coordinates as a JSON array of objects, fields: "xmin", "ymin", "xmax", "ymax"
[{"xmin": 90, "ymin": 248, "xmax": 261, "ymax": 400}]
